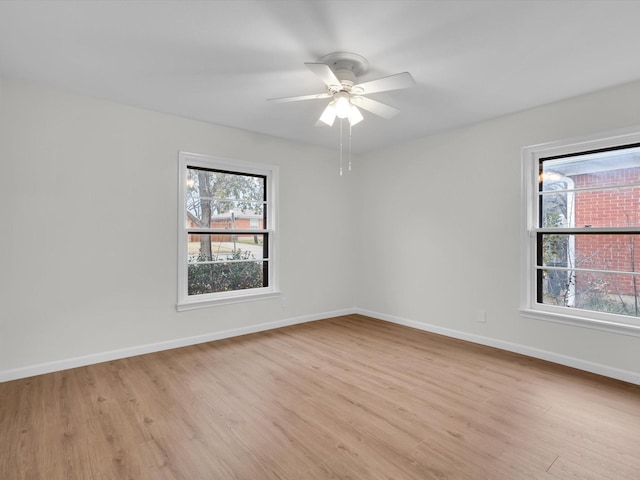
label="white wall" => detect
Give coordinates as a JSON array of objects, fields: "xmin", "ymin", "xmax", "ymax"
[
  {"xmin": 355, "ymin": 80, "xmax": 640, "ymax": 380},
  {"xmin": 3, "ymin": 76, "xmax": 640, "ymax": 383},
  {"xmin": 0, "ymin": 79, "xmax": 356, "ymax": 378}
]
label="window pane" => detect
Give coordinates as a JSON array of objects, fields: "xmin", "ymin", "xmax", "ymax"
[
  {"xmin": 540, "ymin": 269, "xmax": 640, "ymax": 318},
  {"xmin": 540, "ymin": 147, "xmax": 640, "ymax": 229},
  {"xmin": 574, "ymin": 186, "xmax": 640, "ymax": 228},
  {"xmin": 541, "ymin": 187, "xmax": 640, "ymax": 228},
  {"xmin": 186, "ymin": 167, "xmax": 265, "ymax": 228},
  {"xmin": 188, "ymin": 234, "xmax": 266, "ymax": 262},
  {"xmin": 540, "ymin": 234, "xmax": 640, "ymax": 274},
  {"xmin": 188, "ymin": 261, "xmax": 266, "ymax": 296},
  {"xmin": 541, "ymin": 146, "xmax": 640, "ymax": 191},
  {"xmin": 187, "ymin": 233, "xmax": 267, "ymax": 295},
  {"xmin": 540, "ymin": 189, "xmax": 572, "ymax": 228}
]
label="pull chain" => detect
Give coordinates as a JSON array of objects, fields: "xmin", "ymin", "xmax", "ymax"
[
  {"xmin": 339, "ymin": 118, "xmax": 344, "ymax": 176},
  {"xmin": 338, "ymin": 120, "xmax": 354, "ymax": 175},
  {"xmin": 349, "ymin": 123, "xmax": 352, "ymax": 171}
]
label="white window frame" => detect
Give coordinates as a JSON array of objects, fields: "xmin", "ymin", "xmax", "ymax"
[
  {"xmin": 521, "ymin": 126, "xmax": 640, "ymax": 337},
  {"xmin": 177, "ymin": 152, "xmax": 279, "ymax": 311}
]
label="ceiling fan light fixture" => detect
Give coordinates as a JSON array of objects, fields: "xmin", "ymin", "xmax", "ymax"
[{"xmin": 268, "ymin": 52, "xmax": 416, "ymax": 174}]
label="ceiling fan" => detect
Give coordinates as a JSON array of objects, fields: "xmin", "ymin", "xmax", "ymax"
[{"xmin": 268, "ymin": 52, "xmax": 415, "ymax": 127}]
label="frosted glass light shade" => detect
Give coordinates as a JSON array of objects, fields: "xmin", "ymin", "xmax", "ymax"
[
  {"xmin": 348, "ymin": 105, "xmax": 363, "ymax": 126},
  {"xmin": 334, "ymin": 92, "xmax": 351, "ymax": 119},
  {"xmin": 319, "ymin": 101, "xmax": 336, "ymax": 126}
]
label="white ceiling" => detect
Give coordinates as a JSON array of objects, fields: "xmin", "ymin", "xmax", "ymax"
[{"xmin": 2, "ymin": 0, "xmax": 640, "ymax": 154}]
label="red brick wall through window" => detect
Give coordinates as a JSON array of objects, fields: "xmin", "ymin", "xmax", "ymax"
[{"xmin": 572, "ymin": 167, "xmax": 640, "ymax": 295}]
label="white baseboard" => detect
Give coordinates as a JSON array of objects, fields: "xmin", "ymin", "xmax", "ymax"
[
  {"xmin": 0, "ymin": 308, "xmax": 357, "ymax": 383},
  {"xmin": 356, "ymin": 308, "xmax": 640, "ymax": 386},
  {"xmin": 3, "ymin": 307, "xmax": 639, "ymax": 386}
]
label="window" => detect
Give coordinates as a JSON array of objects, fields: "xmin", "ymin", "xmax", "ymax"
[
  {"xmin": 177, "ymin": 152, "xmax": 278, "ymax": 310},
  {"xmin": 522, "ymin": 128, "xmax": 640, "ymax": 335}
]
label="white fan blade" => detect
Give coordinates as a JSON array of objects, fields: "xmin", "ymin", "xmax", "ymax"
[
  {"xmin": 268, "ymin": 92, "xmax": 332, "ymax": 103},
  {"xmin": 316, "ymin": 102, "xmax": 336, "ymax": 126},
  {"xmin": 354, "ymin": 97, "xmax": 400, "ymax": 119},
  {"xmin": 305, "ymin": 62, "xmax": 341, "ymax": 88},
  {"xmin": 356, "ymin": 72, "xmax": 415, "ymax": 95}
]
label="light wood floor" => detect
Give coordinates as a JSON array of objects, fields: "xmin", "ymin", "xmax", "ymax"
[{"xmin": 1, "ymin": 315, "xmax": 640, "ymax": 479}]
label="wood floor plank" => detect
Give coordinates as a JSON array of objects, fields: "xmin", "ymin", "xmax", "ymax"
[{"xmin": 1, "ymin": 314, "xmax": 639, "ymax": 479}]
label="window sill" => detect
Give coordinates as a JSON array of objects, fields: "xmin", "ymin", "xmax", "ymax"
[
  {"xmin": 177, "ymin": 290, "xmax": 281, "ymax": 311},
  {"xmin": 520, "ymin": 307, "xmax": 640, "ymax": 337}
]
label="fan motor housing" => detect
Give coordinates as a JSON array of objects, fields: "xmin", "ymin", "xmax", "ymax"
[{"xmin": 317, "ymin": 52, "xmax": 369, "ymax": 86}]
